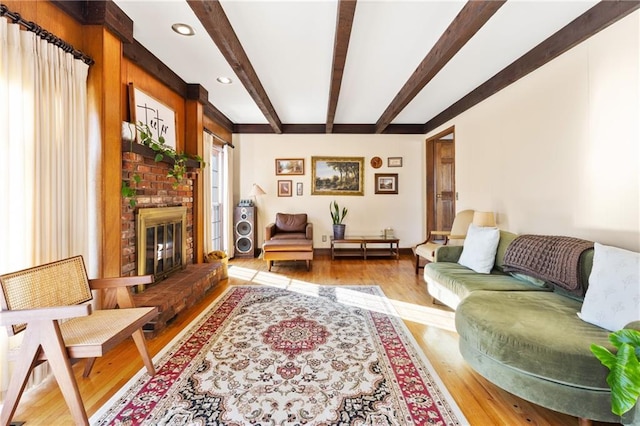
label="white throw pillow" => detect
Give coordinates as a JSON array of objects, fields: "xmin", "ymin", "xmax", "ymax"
[
  {"xmin": 458, "ymin": 224, "xmax": 500, "ymax": 274},
  {"xmin": 578, "ymin": 243, "xmax": 640, "ymax": 331}
]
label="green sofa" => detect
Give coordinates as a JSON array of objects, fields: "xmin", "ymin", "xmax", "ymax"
[{"xmin": 423, "ymin": 230, "xmax": 639, "ymax": 425}]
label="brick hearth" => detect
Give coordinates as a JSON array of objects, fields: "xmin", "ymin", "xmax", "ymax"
[{"xmin": 133, "ymin": 262, "xmax": 224, "ymax": 337}]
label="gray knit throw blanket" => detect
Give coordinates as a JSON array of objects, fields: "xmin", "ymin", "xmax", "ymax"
[{"xmin": 502, "ymin": 235, "xmax": 594, "ymax": 296}]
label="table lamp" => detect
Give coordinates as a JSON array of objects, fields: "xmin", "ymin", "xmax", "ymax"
[{"xmin": 473, "ymin": 211, "xmax": 496, "ymax": 227}]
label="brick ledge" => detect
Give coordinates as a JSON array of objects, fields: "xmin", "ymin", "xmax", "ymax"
[{"xmin": 132, "ymin": 262, "xmax": 223, "ymax": 338}]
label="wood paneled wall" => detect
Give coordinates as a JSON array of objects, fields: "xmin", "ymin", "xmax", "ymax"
[{"xmin": 4, "ymin": 0, "xmax": 228, "ymax": 275}]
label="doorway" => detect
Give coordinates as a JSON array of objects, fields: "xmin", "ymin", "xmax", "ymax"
[{"xmin": 426, "ymin": 126, "xmax": 455, "ymax": 239}]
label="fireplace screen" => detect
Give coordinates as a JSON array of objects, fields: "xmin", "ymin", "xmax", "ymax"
[{"xmin": 137, "ymin": 207, "xmax": 187, "ymax": 281}]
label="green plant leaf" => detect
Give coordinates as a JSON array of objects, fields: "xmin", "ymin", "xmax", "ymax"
[
  {"xmin": 592, "ymin": 335, "xmax": 640, "ymax": 416},
  {"xmin": 154, "ymin": 153, "xmax": 164, "ymax": 162},
  {"xmin": 611, "ymin": 329, "xmax": 640, "ymax": 359},
  {"xmin": 121, "ymin": 180, "xmax": 137, "ymax": 207},
  {"xmin": 592, "ymin": 344, "xmax": 618, "ymax": 370},
  {"xmin": 133, "ymin": 174, "xmax": 142, "ymax": 184}
]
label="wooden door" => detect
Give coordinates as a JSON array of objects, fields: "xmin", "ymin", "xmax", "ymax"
[{"xmin": 426, "ymin": 127, "xmax": 455, "ymax": 239}]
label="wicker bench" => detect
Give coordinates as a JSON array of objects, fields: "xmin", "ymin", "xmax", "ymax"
[{"xmin": 0, "ymin": 256, "xmax": 158, "ymax": 425}]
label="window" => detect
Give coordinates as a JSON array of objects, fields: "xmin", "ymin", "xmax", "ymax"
[{"xmin": 210, "ymin": 145, "xmax": 224, "ymax": 251}]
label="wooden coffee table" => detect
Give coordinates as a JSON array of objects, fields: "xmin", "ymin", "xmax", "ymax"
[{"xmin": 330, "ymin": 236, "xmax": 399, "ymax": 260}]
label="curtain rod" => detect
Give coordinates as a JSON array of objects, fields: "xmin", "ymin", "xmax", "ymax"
[
  {"xmin": 0, "ymin": 4, "xmax": 94, "ymax": 66},
  {"xmin": 205, "ymin": 129, "xmax": 235, "ymax": 149}
]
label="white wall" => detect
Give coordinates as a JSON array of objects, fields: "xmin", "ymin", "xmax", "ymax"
[
  {"xmin": 234, "ymin": 11, "xmax": 640, "ymax": 253},
  {"xmin": 232, "ymin": 133, "xmax": 425, "ymax": 249},
  {"xmin": 427, "ymin": 11, "xmax": 640, "ymax": 251}
]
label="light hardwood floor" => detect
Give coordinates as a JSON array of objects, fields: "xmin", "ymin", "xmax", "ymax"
[{"xmin": 11, "ymin": 254, "xmax": 616, "ymax": 425}]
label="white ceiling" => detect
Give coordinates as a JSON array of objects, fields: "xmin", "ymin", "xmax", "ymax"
[{"xmin": 113, "ymin": 0, "xmax": 599, "ymax": 128}]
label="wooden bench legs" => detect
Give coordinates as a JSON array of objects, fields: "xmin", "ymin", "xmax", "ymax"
[
  {"xmin": 81, "ymin": 329, "xmax": 154, "ymax": 378},
  {"xmin": 132, "ymin": 328, "xmax": 156, "ymax": 375},
  {"xmin": 1, "ymin": 320, "xmax": 89, "ymax": 426}
]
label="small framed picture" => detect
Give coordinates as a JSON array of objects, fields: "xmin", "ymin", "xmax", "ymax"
[
  {"xmin": 275, "ymin": 158, "xmax": 304, "ymax": 175},
  {"xmin": 388, "ymin": 157, "xmax": 403, "ymax": 167},
  {"xmin": 375, "ymin": 173, "xmax": 398, "ymax": 194},
  {"xmin": 296, "ymin": 182, "xmax": 303, "ymax": 196},
  {"xmin": 278, "ymin": 180, "xmax": 293, "ymax": 197}
]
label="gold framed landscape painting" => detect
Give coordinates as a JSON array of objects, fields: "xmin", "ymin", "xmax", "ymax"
[
  {"xmin": 311, "ymin": 156, "xmax": 364, "ymax": 196},
  {"xmin": 275, "ymin": 158, "xmax": 304, "ymax": 175}
]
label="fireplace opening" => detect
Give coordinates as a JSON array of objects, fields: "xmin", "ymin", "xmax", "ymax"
[{"xmin": 137, "ymin": 207, "xmax": 187, "ymax": 284}]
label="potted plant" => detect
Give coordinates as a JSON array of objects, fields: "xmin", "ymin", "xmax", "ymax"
[
  {"xmin": 591, "ymin": 327, "xmax": 640, "ymax": 418},
  {"xmin": 136, "ymin": 123, "xmax": 205, "ymax": 189},
  {"xmin": 330, "ymin": 200, "xmax": 348, "ymax": 240}
]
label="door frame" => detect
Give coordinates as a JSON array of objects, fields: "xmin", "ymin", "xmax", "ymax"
[{"xmin": 425, "ymin": 125, "xmax": 455, "ymax": 237}]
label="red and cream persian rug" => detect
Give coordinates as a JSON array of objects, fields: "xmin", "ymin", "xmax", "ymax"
[{"xmin": 91, "ymin": 285, "xmax": 467, "ymax": 425}]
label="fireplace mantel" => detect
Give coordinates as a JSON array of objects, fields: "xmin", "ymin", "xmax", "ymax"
[{"xmin": 122, "ymin": 140, "xmax": 201, "ymax": 169}]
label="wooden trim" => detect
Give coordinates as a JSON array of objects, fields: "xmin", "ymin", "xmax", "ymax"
[
  {"xmin": 326, "ymin": 0, "xmax": 357, "ymax": 133},
  {"xmin": 203, "ymin": 102, "xmax": 233, "ymax": 133},
  {"xmin": 203, "ymin": 116, "xmax": 233, "ymax": 144},
  {"xmin": 424, "ymin": 1, "xmax": 640, "ymax": 133},
  {"xmin": 123, "ymin": 40, "xmax": 187, "ymax": 99},
  {"xmin": 186, "ymin": 84, "xmax": 209, "ymax": 104},
  {"xmin": 51, "ymin": 0, "xmax": 134, "ymax": 44},
  {"xmin": 375, "ymin": 1, "xmax": 505, "ymax": 134},
  {"xmin": 187, "ymin": 0, "xmax": 283, "ymax": 134},
  {"xmin": 381, "ymin": 124, "xmax": 425, "ymax": 134},
  {"xmin": 186, "ymin": 99, "xmax": 205, "ymax": 264},
  {"xmin": 85, "ymin": 1, "xmax": 134, "ymax": 44}
]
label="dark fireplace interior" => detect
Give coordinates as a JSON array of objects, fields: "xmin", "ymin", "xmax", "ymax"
[{"xmin": 137, "ymin": 206, "xmax": 187, "ymax": 283}]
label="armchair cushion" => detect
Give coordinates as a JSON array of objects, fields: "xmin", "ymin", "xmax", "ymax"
[
  {"xmin": 275, "ymin": 213, "xmax": 308, "ymax": 232},
  {"xmin": 267, "ymin": 213, "xmax": 313, "ymax": 241}
]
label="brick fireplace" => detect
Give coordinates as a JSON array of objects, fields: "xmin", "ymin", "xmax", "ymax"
[
  {"xmin": 122, "ymin": 142, "xmax": 223, "ymax": 336},
  {"xmin": 121, "ymin": 147, "xmax": 195, "ymax": 278}
]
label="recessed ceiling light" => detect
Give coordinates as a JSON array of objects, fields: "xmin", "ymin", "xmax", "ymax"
[
  {"xmin": 171, "ymin": 23, "xmax": 195, "ymax": 36},
  {"xmin": 216, "ymin": 77, "xmax": 233, "ymax": 85}
]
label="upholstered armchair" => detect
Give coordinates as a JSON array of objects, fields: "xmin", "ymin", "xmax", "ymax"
[
  {"xmin": 265, "ymin": 213, "xmax": 313, "ymax": 241},
  {"xmin": 413, "ymin": 209, "xmax": 475, "ymax": 274},
  {"xmin": 263, "ymin": 213, "xmax": 314, "ymax": 271}
]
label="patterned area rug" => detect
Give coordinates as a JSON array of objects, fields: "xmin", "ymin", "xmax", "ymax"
[{"xmin": 91, "ymin": 285, "xmax": 466, "ymax": 425}]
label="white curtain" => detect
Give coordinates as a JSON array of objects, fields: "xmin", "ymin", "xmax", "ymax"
[
  {"xmin": 202, "ymin": 131, "xmax": 213, "ymax": 254},
  {"xmin": 224, "ymin": 144, "xmax": 234, "ymax": 257},
  {"xmin": 0, "ymin": 17, "xmax": 92, "ymax": 395}
]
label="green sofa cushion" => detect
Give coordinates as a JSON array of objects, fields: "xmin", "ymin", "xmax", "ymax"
[
  {"xmin": 456, "ymin": 291, "xmax": 614, "ymax": 390},
  {"xmin": 494, "ymin": 230, "xmax": 519, "ymax": 272},
  {"xmin": 424, "ymin": 262, "xmax": 552, "ymax": 300}
]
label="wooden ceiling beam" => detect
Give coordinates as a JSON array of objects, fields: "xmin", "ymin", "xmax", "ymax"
[
  {"xmin": 326, "ymin": 0, "xmax": 357, "ymax": 134},
  {"xmin": 424, "ymin": 0, "xmax": 640, "ymax": 134},
  {"xmin": 187, "ymin": 0, "xmax": 283, "ymax": 134},
  {"xmin": 233, "ymin": 123, "xmax": 424, "ymax": 134},
  {"xmin": 374, "ymin": 0, "xmax": 505, "ymax": 134}
]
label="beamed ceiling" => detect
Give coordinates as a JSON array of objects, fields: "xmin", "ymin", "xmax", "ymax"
[{"xmin": 82, "ymin": 1, "xmax": 640, "ymax": 134}]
